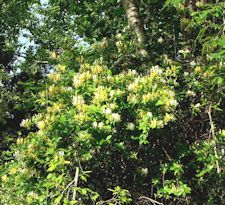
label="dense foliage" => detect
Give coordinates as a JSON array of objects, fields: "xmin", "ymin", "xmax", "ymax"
[{"xmin": 0, "ymin": 0, "xmax": 225, "ymax": 204}]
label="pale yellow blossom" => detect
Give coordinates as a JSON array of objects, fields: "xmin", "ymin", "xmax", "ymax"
[
  {"xmin": 164, "ymin": 113, "xmax": 174, "ymax": 123},
  {"xmin": 48, "ymin": 73, "xmax": 61, "ymax": 82},
  {"xmin": 9, "ymin": 167, "xmax": 17, "ymax": 175},
  {"xmin": 98, "ymin": 122, "xmax": 105, "ymax": 129},
  {"xmin": 150, "ymin": 119, "xmax": 157, "ymax": 129},
  {"xmin": 93, "ymin": 86, "xmax": 108, "ymax": 103},
  {"xmin": 37, "ymin": 121, "xmax": 45, "ymax": 130},
  {"xmin": 56, "ymin": 64, "xmax": 66, "ymax": 73},
  {"xmin": 72, "ymin": 95, "xmax": 85, "ymax": 107},
  {"xmin": 127, "ymin": 94, "xmax": 138, "ymax": 104},
  {"xmin": 127, "ymin": 123, "xmax": 135, "ymax": 130},
  {"xmin": 2, "ymin": 175, "xmax": 8, "ymax": 182},
  {"xmin": 17, "ymin": 138, "xmax": 24, "ymax": 145},
  {"xmin": 147, "ymin": 112, "xmax": 153, "ymax": 118},
  {"xmin": 20, "ymin": 119, "xmax": 32, "ymax": 128},
  {"xmin": 92, "ymin": 122, "xmax": 98, "ymax": 128},
  {"xmin": 109, "ymin": 103, "xmax": 117, "ymax": 110},
  {"xmin": 48, "ymin": 85, "xmax": 58, "ymax": 95},
  {"xmin": 111, "ymin": 113, "xmax": 121, "ymax": 122},
  {"xmin": 103, "ymin": 108, "xmax": 112, "ymax": 115}
]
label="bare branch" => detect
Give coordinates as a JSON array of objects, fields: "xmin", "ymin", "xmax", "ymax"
[
  {"xmin": 207, "ymin": 105, "xmax": 220, "ymax": 174},
  {"xmin": 138, "ymin": 196, "xmax": 164, "ymax": 205},
  {"xmin": 72, "ymin": 166, "xmax": 80, "ymax": 200}
]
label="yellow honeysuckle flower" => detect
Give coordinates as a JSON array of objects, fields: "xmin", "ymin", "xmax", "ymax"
[
  {"xmin": 98, "ymin": 122, "xmax": 105, "ymax": 129},
  {"xmin": 2, "ymin": 175, "xmax": 8, "ymax": 182},
  {"xmin": 72, "ymin": 95, "xmax": 85, "ymax": 107},
  {"xmin": 9, "ymin": 167, "xmax": 17, "ymax": 175},
  {"xmin": 48, "ymin": 85, "xmax": 58, "ymax": 95},
  {"xmin": 150, "ymin": 119, "xmax": 157, "ymax": 129},
  {"xmin": 48, "ymin": 73, "xmax": 61, "ymax": 82},
  {"xmin": 111, "ymin": 113, "xmax": 121, "ymax": 123},
  {"xmin": 56, "ymin": 64, "xmax": 66, "ymax": 73},
  {"xmin": 17, "ymin": 138, "xmax": 24, "ymax": 145},
  {"xmin": 20, "ymin": 119, "xmax": 32, "ymax": 128},
  {"xmin": 28, "ymin": 144, "xmax": 35, "ymax": 152},
  {"xmin": 93, "ymin": 86, "xmax": 108, "ymax": 102},
  {"xmin": 194, "ymin": 66, "xmax": 202, "ymax": 73},
  {"xmin": 127, "ymin": 123, "xmax": 135, "ymax": 130},
  {"xmin": 74, "ymin": 113, "xmax": 89, "ymax": 123},
  {"xmin": 92, "ymin": 65, "xmax": 104, "ymax": 74},
  {"xmin": 164, "ymin": 113, "xmax": 174, "ymax": 123},
  {"xmin": 37, "ymin": 120, "xmax": 45, "ymax": 130},
  {"xmin": 73, "ymin": 78, "xmax": 83, "ymax": 88},
  {"xmin": 109, "ymin": 103, "xmax": 118, "ymax": 110},
  {"xmin": 127, "ymin": 94, "xmax": 138, "ymax": 104}
]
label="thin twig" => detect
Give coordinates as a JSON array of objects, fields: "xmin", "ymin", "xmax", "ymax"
[
  {"xmin": 162, "ymin": 146, "xmax": 172, "ymax": 161},
  {"xmin": 207, "ymin": 105, "xmax": 220, "ymax": 174},
  {"xmin": 96, "ymin": 197, "xmax": 116, "ymax": 205},
  {"xmin": 138, "ymin": 196, "xmax": 164, "ymax": 205},
  {"xmin": 72, "ymin": 166, "xmax": 80, "ymax": 201},
  {"xmin": 56, "ymin": 179, "xmax": 76, "ymax": 205},
  {"xmin": 56, "ymin": 166, "xmax": 80, "ymax": 205}
]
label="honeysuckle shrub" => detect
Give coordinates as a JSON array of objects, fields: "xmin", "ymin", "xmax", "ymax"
[{"xmin": 0, "ymin": 61, "xmax": 181, "ymax": 204}]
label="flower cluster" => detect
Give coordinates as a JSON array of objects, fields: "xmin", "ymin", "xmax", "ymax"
[{"xmin": 4, "ymin": 61, "xmax": 180, "ymax": 204}]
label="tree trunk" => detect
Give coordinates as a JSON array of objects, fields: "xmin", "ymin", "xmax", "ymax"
[
  {"xmin": 123, "ymin": 0, "xmax": 148, "ymax": 57},
  {"xmin": 223, "ymin": 3, "xmax": 225, "ymax": 34}
]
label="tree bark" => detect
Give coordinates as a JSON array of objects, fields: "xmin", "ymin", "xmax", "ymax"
[
  {"xmin": 123, "ymin": 0, "xmax": 148, "ymax": 57},
  {"xmin": 223, "ymin": 3, "xmax": 225, "ymax": 34}
]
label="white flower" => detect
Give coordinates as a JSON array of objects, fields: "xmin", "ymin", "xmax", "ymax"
[
  {"xmin": 73, "ymin": 76, "xmax": 83, "ymax": 88},
  {"xmin": 37, "ymin": 121, "xmax": 45, "ymax": 130},
  {"xmin": 92, "ymin": 122, "xmax": 98, "ymax": 128},
  {"xmin": 221, "ymin": 148, "xmax": 224, "ymax": 156},
  {"xmin": 127, "ymin": 94, "xmax": 137, "ymax": 104},
  {"xmin": 20, "ymin": 119, "xmax": 31, "ymax": 128},
  {"xmin": 195, "ymin": 103, "xmax": 201, "ymax": 108},
  {"xmin": 17, "ymin": 138, "xmax": 24, "ymax": 145},
  {"xmin": 111, "ymin": 113, "xmax": 121, "ymax": 122},
  {"xmin": 98, "ymin": 122, "xmax": 104, "ymax": 129},
  {"xmin": 104, "ymin": 108, "xmax": 112, "ymax": 115},
  {"xmin": 169, "ymin": 99, "xmax": 178, "ymax": 107},
  {"xmin": 92, "ymin": 75, "xmax": 98, "ymax": 81},
  {"xmin": 127, "ymin": 123, "xmax": 135, "ymax": 130},
  {"xmin": 112, "ymin": 128, "xmax": 117, "ymax": 133},
  {"xmin": 116, "ymin": 33, "xmax": 122, "ymax": 39},
  {"xmin": 116, "ymin": 89, "xmax": 123, "ymax": 96},
  {"xmin": 152, "ymin": 65, "xmax": 160, "ymax": 70},
  {"xmin": 109, "ymin": 103, "xmax": 117, "ymax": 110},
  {"xmin": 147, "ymin": 112, "xmax": 153, "ymax": 118},
  {"xmin": 190, "ymin": 61, "xmax": 196, "ymax": 67},
  {"xmin": 157, "ymin": 37, "xmax": 164, "ymax": 43},
  {"xmin": 128, "ymin": 83, "xmax": 135, "ymax": 91},
  {"xmin": 107, "ymin": 75, "xmax": 112, "ymax": 81},
  {"xmin": 109, "ymin": 90, "xmax": 115, "ymax": 97},
  {"xmin": 72, "ymin": 95, "xmax": 85, "ymax": 107},
  {"xmin": 186, "ymin": 90, "xmax": 196, "ymax": 97},
  {"xmin": 67, "ymin": 87, "xmax": 73, "ymax": 91},
  {"xmin": 178, "ymin": 49, "xmax": 190, "ymax": 54},
  {"xmin": 151, "ymin": 65, "xmax": 162, "ymax": 75},
  {"xmin": 27, "ymin": 191, "xmax": 38, "ymax": 199},
  {"xmin": 58, "ymin": 151, "xmax": 64, "ymax": 156}
]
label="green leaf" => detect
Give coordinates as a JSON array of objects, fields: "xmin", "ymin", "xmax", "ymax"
[{"xmin": 54, "ymin": 195, "xmax": 63, "ymax": 204}]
